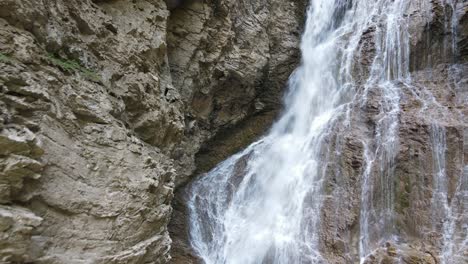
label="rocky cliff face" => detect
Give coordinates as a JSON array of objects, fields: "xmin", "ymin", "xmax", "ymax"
[{"xmin": 0, "ymin": 0, "xmax": 305, "ymax": 263}]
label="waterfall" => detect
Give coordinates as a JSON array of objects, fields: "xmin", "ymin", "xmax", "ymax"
[{"xmin": 186, "ymin": 0, "xmax": 465, "ymax": 263}]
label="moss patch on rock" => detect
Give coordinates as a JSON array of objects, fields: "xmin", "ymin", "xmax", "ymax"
[
  {"xmin": 47, "ymin": 54, "xmax": 100, "ymax": 82},
  {"xmin": 0, "ymin": 53, "xmax": 11, "ymax": 62}
]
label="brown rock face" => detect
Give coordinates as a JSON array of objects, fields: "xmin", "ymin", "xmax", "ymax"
[
  {"xmin": 313, "ymin": 2, "xmax": 468, "ymax": 263},
  {"xmin": 317, "ymin": 64, "xmax": 467, "ymax": 264}
]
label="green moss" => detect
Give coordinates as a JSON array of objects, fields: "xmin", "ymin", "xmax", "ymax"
[
  {"xmin": 398, "ymin": 191, "xmax": 410, "ymax": 212},
  {"xmin": 324, "ymin": 182, "xmax": 334, "ymax": 195},
  {"xmin": 47, "ymin": 54, "xmax": 100, "ymax": 82},
  {"xmin": 0, "ymin": 52, "xmax": 10, "ymax": 62},
  {"xmin": 396, "ymin": 175, "xmax": 411, "ymax": 214}
]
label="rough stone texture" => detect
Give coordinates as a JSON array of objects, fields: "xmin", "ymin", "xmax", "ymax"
[
  {"xmin": 459, "ymin": 1, "xmax": 468, "ymax": 62},
  {"xmin": 0, "ymin": 0, "xmax": 306, "ymax": 263},
  {"xmin": 0, "ymin": 205, "xmax": 42, "ymax": 263},
  {"xmin": 0, "ymin": 0, "xmax": 180, "ymax": 262},
  {"xmin": 362, "ymin": 242, "xmax": 438, "ymax": 264}
]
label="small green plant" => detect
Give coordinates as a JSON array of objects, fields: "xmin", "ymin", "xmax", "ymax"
[
  {"xmin": 47, "ymin": 54, "xmax": 100, "ymax": 82},
  {"xmin": 0, "ymin": 52, "xmax": 10, "ymax": 62}
]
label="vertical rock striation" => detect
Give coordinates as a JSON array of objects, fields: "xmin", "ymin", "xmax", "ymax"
[{"xmin": 315, "ymin": 1, "xmax": 468, "ymax": 262}]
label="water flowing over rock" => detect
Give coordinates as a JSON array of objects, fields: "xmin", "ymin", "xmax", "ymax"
[
  {"xmin": 0, "ymin": 0, "xmax": 466, "ymax": 263},
  {"xmin": 186, "ymin": 0, "xmax": 468, "ymax": 263}
]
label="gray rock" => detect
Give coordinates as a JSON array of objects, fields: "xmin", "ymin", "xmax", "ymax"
[{"xmin": 0, "ymin": 206, "xmax": 42, "ymax": 263}]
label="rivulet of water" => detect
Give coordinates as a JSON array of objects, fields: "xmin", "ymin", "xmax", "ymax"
[{"xmin": 186, "ymin": 0, "xmax": 465, "ymax": 263}]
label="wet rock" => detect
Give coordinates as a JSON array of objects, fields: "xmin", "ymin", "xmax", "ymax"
[
  {"xmin": 363, "ymin": 243, "xmax": 437, "ymax": 264},
  {"xmin": 316, "ymin": 63, "xmax": 467, "ymax": 263}
]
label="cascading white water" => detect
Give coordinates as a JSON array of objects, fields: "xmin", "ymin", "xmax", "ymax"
[
  {"xmin": 426, "ymin": 2, "xmax": 467, "ymax": 262},
  {"xmin": 186, "ymin": 0, "xmax": 465, "ymax": 263},
  {"xmin": 430, "ymin": 125, "xmax": 467, "ymax": 264},
  {"xmin": 429, "ymin": 125, "xmax": 453, "ymax": 263},
  {"xmin": 189, "ymin": 2, "xmax": 353, "ymax": 262}
]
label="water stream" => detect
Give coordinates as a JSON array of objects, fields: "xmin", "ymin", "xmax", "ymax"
[{"xmin": 186, "ymin": 0, "xmax": 466, "ymax": 263}]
